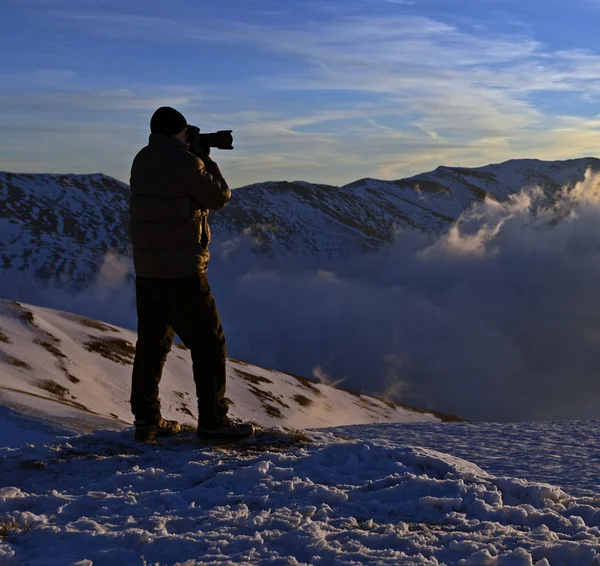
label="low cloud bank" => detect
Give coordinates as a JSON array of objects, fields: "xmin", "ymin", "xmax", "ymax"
[
  {"xmin": 212, "ymin": 169, "xmax": 600, "ymax": 421},
  {"xmin": 6, "ymin": 171, "xmax": 600, "ymax": 422}
]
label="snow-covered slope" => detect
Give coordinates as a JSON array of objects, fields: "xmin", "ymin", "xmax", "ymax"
[
  {"xmin": 220, "ymin": 157, "xmax": 600, "ymax": 257},
  {"xmin": 2, "ymin": 420, "xmax": 600, "ymax": 565},
  {"xmin": 0, "ymin": 298, "xmax": 450, "ymax": 447},
  {"xmin": 2, "ymin": 157, "xmax": 598, "ymax": 290},
  {"xmin": 0, "ymin": 172, "xmax": 130, "ymax": 289}
]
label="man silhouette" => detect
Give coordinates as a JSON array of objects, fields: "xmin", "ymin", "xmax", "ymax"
[{"xmin": 129, "ymin": 106, "xmax": 254, "ymax": 442}]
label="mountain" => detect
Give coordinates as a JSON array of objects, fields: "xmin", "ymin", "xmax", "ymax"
[
  {"xmin": 0, "ymin": 172, "xmax": 131, "ymax": 289},
  {"xmin": 1, "ymin": 157, "xmax": 598, "ymax": 291},
  {"xmin": 0, "ymin": 298, "xmax": 455, "ymax": 448}
]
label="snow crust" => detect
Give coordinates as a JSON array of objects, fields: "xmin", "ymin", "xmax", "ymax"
[{"xmin": 2, "ymin": 422, "xmax": 600, "ymax": 565}]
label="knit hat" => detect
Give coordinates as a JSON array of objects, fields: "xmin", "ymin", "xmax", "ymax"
[{"xmin": 150, "ymin": 106, "xmax": 188, "ymax": 136}]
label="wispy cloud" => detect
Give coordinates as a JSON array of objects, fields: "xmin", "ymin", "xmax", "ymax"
[{"xmin": 4, "ymin": 1, "xmax": 600, "ymax": 186}]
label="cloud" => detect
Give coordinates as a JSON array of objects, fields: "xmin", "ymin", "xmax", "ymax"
[
  {"xmin": 5, "ymin": 3, "xmax": 600, "ymax": 187},
  {"xmin": 8, "ymin": 171, "xmax": 600, "ymax": 422},
  {"xmin": 205, "ymin": 169, "xmax": 600, "ymax": 423}
]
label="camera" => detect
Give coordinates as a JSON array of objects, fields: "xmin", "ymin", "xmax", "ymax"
[{"xmin": 186, "ymin": 125, "xmax": 233, "ymax": 153}]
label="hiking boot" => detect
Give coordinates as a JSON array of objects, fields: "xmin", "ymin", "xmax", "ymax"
[
  {"xmin": 196, "ymin": 417, "xmax": 255, "ymax": 439},
  {"xmin": 134, "ymin": 417, "xmax": 182, "ymax": 442}
]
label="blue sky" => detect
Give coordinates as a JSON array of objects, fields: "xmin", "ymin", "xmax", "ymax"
[{"xmin": 2, "ymin": 0, "xmax": 600, "ymax": 188}]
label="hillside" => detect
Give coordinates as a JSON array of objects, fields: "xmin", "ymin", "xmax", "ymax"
[
  {"xmin": 1, "ymin": 157, "xmax": 598, "ymax": 291},
  {"xmin": 0, "ymin": 298, "xmax": 453, "ymax": 447}
]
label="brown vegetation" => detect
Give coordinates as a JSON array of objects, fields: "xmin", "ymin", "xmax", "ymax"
[
  {"xmin": 36, "ymin": 379, "xmax": 69, "ymax": 399},
  {"xmin": 289, "ymin": 373, "xmax": 323, "ymax": 396},
  {"xmin": 370, "ymin": 394, "xmax": 465, "ymax": 422},
  {"xmin": 12, "ymin": 302, "xmax": 37, "ymax": 327},
  {"xmin": 292, "ymin": 394, "xmax": 313, "ymax": 408},
  {"xmin": 0, "ymin": 349, "xmax": 31, "ymax": 370},
  {"xmin": 264, "ymin": 404, "xmax": 283, "ymax": 418},
  {"xmin": 84, "ymin": 336, "xmax": 136, "ymax": 365},
  {"xmin": 0, "ymin": 514, "xmax": 36, "ymax": 538},
  {"xmin": 65, "ymin": 373, "xmax": 81, "ymax": 384},
  {"xmin": 67, "ymin": 314, "xmax": 120, "ymax": 333},
  {"xmin": 246, "ymin": 383, "xmax": 290, "ymax": 420},
  {"xmin": 179, "ymin": 405, "xmax": 194, "ymax": 418},
  {"xmin": 34, "ymin": 339, "xmax": 66, "ymax": 359},
  {"xmin": 236, "ymin": 369, "xmax": 273, "ymax": 386}
]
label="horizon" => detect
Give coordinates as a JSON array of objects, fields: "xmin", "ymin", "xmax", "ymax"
[
  {"xmin": 2, "ymin": 0, "xmax": 600, "ymax": 189},
  {"xmin": 2, "ymin": 154, "xmax": 600, "ymax": 190}
]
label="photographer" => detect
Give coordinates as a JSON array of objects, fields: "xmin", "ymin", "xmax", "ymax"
[{"xmin": 129, "ymin": 106, "xmax": 253, "ymax": 442}]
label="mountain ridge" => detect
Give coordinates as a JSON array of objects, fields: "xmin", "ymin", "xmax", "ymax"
[{"xmin": 1, "ymin": 156, "xmax": 599, "ymax": 291}]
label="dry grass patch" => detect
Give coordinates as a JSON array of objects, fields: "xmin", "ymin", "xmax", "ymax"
[
  {"xmin": 12, "ymin": 302, "xmax": 37, "ymax": 327},
  {"xmin": 246, "ymin": 383, "xmax": 290, "ymax": 420},
  {"xmin": 65, "ymin": 372, "xmax": 81, "ymax": 384},
  {"xmin": 0, "ymin": 328, "xmax": 10, "ymax": 344},
  {"xmin": 292, "ymin": 394, "xmax": 313, "ymax": 408},
  {"xmin": 60, "ymin": 312, "xmax": 120, "ymax": 332},
  {"xmin": 290, "ymin": 373, "xmax": 323, "ymax": 396},
  {"xmin": 248, "ymin": 385, "xmax": 290, "ymax": 409},
  {"xmin": 0, "ymin": 514, "xmax": 36, "ymax": 538},
  {"xmin": 0, "ymin": 349, "xmax": 31, "ymax": 370},
  {"xmin": 339, "ymin": 385, "xmax": 362, "ymax": 397},
  {"xmin": 36, "ymin": 379, "xmax": 69, "ymax": 399},
  {"xmin": 84, "ymin": 335, "xmax": 136, "ymax": 365},
  {"xmin": 236, "ymin": 369, "xmax": 273, "ymax": 386},
  {"xmin": 408, "ymin": 405, "xmax": 465, "ymax": 423},
  {"xmin": 372, "ymin": 395, "xmax": 465, "ymax": 422},
  {"xmin": 33, "ymin": 334, "xmax": 84, "ymax": 385},
  {"xmin": 355, "ymin": 395, "xmax": 379, "ymax": 410},
  {"xmin": 264, "ymin": 404, "xmax": 283, "ymax": 418},
  {"xmin": 178, "ymin": 404, "xmax": 194, "ymax": 418},
  {"xmin": 34, "ymin": 338, "xmax": 66, "ymax": 359}
]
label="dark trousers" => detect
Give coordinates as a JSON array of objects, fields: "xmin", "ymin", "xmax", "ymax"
[{"xmin": 131, "ymin": 274, "xmax": 228, "ymax": 427}]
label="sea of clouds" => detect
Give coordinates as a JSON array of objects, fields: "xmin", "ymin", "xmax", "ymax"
[{"xmin": 5, "ymin": 170, "xmax": 600, "ymax": 423}]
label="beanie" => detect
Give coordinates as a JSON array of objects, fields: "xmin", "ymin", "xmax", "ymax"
[{"xmin": 150, "ymin": 106, "xmax": 188, "ymax": 136}]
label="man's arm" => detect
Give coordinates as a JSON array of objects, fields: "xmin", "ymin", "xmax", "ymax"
[{"xmin": 179, "ymin": 152, "xmax": 231, "ymax": 210}]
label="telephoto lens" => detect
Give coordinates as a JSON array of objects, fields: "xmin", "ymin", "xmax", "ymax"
[{"xmin": 187, "ymin": 125, "xmax": 233, "ymax": 152}]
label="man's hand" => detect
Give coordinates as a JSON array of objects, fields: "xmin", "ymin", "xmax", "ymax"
[
  {"xmin": 194, "ymin": 146, "xmax": 211, "ymax": 163},
  {"xmin": 186, "ymin": 125, "xmax": 211, "ymax": 161}
]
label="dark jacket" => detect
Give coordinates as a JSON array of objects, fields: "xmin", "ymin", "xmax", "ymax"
[{"xmin": 129, "ymin": 133, "xmax": 231, "ymax": 278}]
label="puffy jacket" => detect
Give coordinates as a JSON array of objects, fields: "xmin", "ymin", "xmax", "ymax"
[{"xmin": 129, "ymin": 133, "xmax": 231, "ymax": 278}]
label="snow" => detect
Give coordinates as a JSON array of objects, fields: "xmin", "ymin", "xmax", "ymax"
[
  {"xmin": 0, "ymin": 406, "xmax": 61, "ymax": 449},
  {"xmin": 2, "ymin": 422, "xmax": 600, "ymax": 565},
  {"xmin": 3, "ymin": 304, "xmax": 600, "ymax": 564},
  {"xmin": 0, "ymin": 298, "xmax": 442, "ymax": 450}
]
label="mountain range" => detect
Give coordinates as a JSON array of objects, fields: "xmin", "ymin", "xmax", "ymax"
[{"xmin": 1, "ymin": 157, "xmax": 598, "ymax": 291}]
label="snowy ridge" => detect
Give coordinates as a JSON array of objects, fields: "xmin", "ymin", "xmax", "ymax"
[
  {"xmin": 0, "ymin": 298, "xmax": 447, "ymax": 447},
  {"xmin": 0, "ymin": 171, "xmax": 130, "ymax": 289},
  {"xmin": 219, "ymin": 158, "xmax": 599, "ymax": 259},
  {"xmin": 2, "ymin": 157, "xmax": 599, "ymax": 290},
  {"xmin": 2, "ymin": 421, "xmax": 600, "ymax": 564}
]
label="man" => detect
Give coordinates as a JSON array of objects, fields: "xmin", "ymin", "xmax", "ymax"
[{"xmin": 129, "ymin": 106, "xmax": 254, "ymax": 442}]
